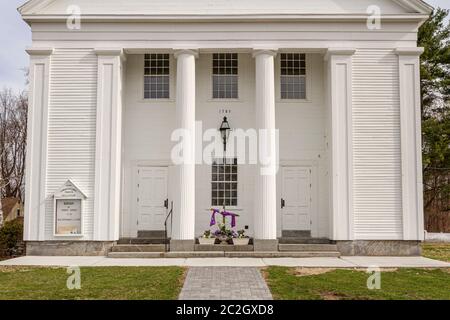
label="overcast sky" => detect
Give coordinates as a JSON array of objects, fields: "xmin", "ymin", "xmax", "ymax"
[{"xmin": 0, "ymin": 0, "xmax": 449, "ymax": 92}]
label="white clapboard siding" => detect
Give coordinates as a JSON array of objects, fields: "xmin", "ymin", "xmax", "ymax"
[
  {"xmin": 45, "ymin": 49, "xmax": 98, "ymax": 239},
  {"xmin": 352, "ymin": 49, "xmax": 403, "ymax": 240}
]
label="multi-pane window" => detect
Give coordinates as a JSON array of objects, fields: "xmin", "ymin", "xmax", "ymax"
[
  {"xmin": 212, "ymin": 53, "xmax": 238, "ymax": 99},
  {"xmin": 212, "ymin": 158, "xmax": 238, "ymax": 207},
  {"xmin": 280, "ymin": 53, "xmax": 306, "ymax": 99},
  {"xmin": 144, "ymin": 54, "xmax": 170, "ymax": 99}
]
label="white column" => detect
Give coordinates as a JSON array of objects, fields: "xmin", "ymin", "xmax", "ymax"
[
  {"xmin": 396, "ymin": 48, "xmax": 425, "ymax": 241},
  {"xmin": 93, "ymin": 48, "xmax": 123, "ymax": 241},
  {"xmin": 24, "ymin": 48, "xmax": 53, "ymax": 241},
  {"xmin": 253, "ymin": 50, "xmax": 278, "ymax": 244},
  {"xmin": 324, "ymin": 48, "xmax": 355, "ymax": 241},
  {"xmin": 172, "ymin": 49, "xmax": 198, "ymax": 245}
]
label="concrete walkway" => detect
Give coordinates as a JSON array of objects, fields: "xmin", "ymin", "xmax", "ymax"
[
  {"xmin": 179, "ymin": 267, "xmax": 272, "ymax": 300},
  {"xmin": 1, "ymin": 256, "xmax": 449, "ymax": 268}
]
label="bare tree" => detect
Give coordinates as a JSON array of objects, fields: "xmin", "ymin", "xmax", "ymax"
[{"xmin": 0, "ymin": 89, "xmax": 28, "ymax": 201}]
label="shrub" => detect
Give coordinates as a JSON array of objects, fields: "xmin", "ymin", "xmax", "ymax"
[{"xmin": 0, "ymin": 218, "xmax": 24, "ymax": 257}]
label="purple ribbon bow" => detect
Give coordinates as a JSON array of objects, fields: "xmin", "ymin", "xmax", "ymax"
[
  {"xmin": 210, "ymin": 208, "xmax": 220, "ymax": 227},
  {"xmin": 210, "ymin": 209, "xmax": 240, "ymax": 228}
]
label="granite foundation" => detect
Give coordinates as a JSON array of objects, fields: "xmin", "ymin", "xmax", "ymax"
[
  {"xmin": 336, "ymin": 240, "xmax": 422, "ymax": 256},
  {"xmin": 26, "ymin": 241, "xmax": 115, "ymax": 256}
]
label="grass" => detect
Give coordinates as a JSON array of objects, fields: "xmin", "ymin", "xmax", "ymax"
[
  {"xmin": 422, "ymin": 243, "xmax": 450, "ymax": 262},
  {"xmin": 264, "ymin": 267, "xmax": 450, "ymax": 300},
  {"xmin": 0, "ymin": 266, "xmax": 186, "ymax": 300}
]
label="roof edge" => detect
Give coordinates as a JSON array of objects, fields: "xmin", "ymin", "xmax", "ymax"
[
  {"xmin": 21, "ymin": 13, "xmax": 432, "ymax": 24},
  {"xmin": 18, "ymin": 0, "xmax": 55, "ymax": 15},
  {"xmin": 393, "ymin": 0, "xmax": 434, "ymax": 15}
]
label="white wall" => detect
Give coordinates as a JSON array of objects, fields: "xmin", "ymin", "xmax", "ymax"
[
  {"xmin": 121, "ymin": 52, "xmax": 329, "ymax": 238},
  {"xmin": 352, "ymin": 49, "xmax": 403, "ymax": 240},
  {"xmin": 45, "ymin": 48, "xmax": 98, "ymax": 240}
]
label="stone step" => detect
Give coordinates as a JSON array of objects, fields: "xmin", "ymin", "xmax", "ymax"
[
  {"xmin": 108, "ymin": 252, "xmax": 166, "ymax": 258},
  {"xmin": 282, "ymin": 230, "xmax": 311, "ymax": 238},
  {"xmin": 279, "ymin": 238, "xmax": 332, "ymax": 244},
  {"xmin": 278, "ymin": 244, "xmax": 338, "ymax": 252},
  {"xmin": 117, "ymin": 238, "xmax": 169, "ymax": 245},
  {"xmin": 107, "ymin": 251, "xmax": 340, "ymax": 259},
  {"xmin": 137, "ymin": 230, "xmax": 166, "ymax": 239},
  {"xmin": 194, "ymin": 244, "xmax": 254, "ymax": 252},
  {"xmin": 111, "ymin": 244, "xmax": 166, "ymax": 252},
  {"xmin": 225, "ymin": 251, "xmax": 341, "ymax": 258}
]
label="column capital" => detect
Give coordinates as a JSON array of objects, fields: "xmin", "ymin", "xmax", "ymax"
[
  {"xmin": 395, "ymin": 47, "xmax": 424, "ymax": 56},
  {"xmin": 324, "ymin": 48, "xmax": 356, "ymax": 61},
  {"xmin": 173, "ymin": 49, "xmax": 199, "ymax": 59},
  {"xmin": 26, "ymin": 47, "xmax": 54, "ymax": 56},
  {"xmin": 252, "ymin": 49, "xmax": 278, "ymax": 58}
]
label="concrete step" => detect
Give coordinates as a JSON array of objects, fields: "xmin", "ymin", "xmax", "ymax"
[
  {"xmin": 107, "ymin": 251, "xmax": 224, "ymax": 259},
  {"xmin": 137, "ymin": 231, "xmax": 166, "ymax": 239},
  {"xmin": 117, "ymin": 238, "xmax": 169, "ymax": 245},
  {"xmin": 108, "ymin": 252, "xmax": 166, "ymax": 258},
  {"xmin": 225, "ymin": 251, "xmax": 341, "ymax": 258},
  {"xmin": 111, "ymin": 244, "xmax": 166, "ymax": 253},
  {"xmin": 107, "ymin": 251, "xmax": 341, "ymax": 259},
  {"xmin": 194, "ymin": 244, "xmax": 254, "ymax": 252},
  {"xmin": 278, "ymin": 244, "xmax": 338, "ymax": 252},
  {"xmin": 282, "ymin": 230, "xmax": 311, "ymax": 238},
  {"xmin": 279, "ymin": 238, "xmax": 332, "ymax": 244}
]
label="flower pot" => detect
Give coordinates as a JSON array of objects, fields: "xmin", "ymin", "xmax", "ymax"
[
  {"xmin": 217, "ymin": 235, "xmax": 229, "ymax": 244},
  {"xmin": 232, "ymin": 238, "xmax": 250, "ymax": 246},
  {"xmin": 199, "ymin": 237, "xmax": 216, "ymax": 245}
]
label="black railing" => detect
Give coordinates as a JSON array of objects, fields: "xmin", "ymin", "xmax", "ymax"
[{"xmin": 164, "ymin": 201, "xmax": 173, "ymax": 252}]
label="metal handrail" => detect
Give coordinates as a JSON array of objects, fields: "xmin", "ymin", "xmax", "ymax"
[{"xmin": 164, "ymin": 201, "xmax": 173, "ymax": 252}]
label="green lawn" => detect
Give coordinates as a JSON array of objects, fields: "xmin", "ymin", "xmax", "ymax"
[
  {"xmin": 264, "ymin": 267, "xmax": 450, "ymax": 300},
  {"xmin": 0, "ymin": 266, "xmax": 185, "ymax": 300},
  {"xmin": 422, "ymin": 243, "xmax": 450, "ymax": 262}
]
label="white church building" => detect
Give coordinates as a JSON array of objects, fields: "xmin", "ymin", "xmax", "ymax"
[{"xmin": 20, "ymin": 0, "xmax": 432, "ymax": 256}]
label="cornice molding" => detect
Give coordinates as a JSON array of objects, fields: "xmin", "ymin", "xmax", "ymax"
[
  {"xmin": 25, "ymin": 47, "xmax": 54, "ymax": 56},
  {"xmin": 395, "ymin": 47, "xmax": 425, "ymax": 56},
  {"xmin": 324, "ymin": 48, "xmax": 356, "ymax": 61}
]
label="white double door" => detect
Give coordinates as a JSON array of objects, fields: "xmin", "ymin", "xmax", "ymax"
[
  {"xmin": 281, "ymin": 167, "xmax": 312, "ymax": 231},
  {"xmin": 137, "ymin": 167, "xmax": 168, "ymax": 231}
]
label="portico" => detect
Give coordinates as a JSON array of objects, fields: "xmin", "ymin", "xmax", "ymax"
[{"xmin": 21, "ymin": 0, "xmax": 431, "ymax": 257}]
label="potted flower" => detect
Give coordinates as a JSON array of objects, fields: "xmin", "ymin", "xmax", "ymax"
[
  {"xmin": 214, "ymin": 223, "xmax": 233, "ymax": 244},
  {"xmin": 198, "ymin": 230, "xmax": 216, "ymax": 245},
  {"xmin": 232, "ymin": 230, "xmax": 250, "ymax": 245}
]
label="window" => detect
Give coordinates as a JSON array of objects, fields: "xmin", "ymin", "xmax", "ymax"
[
  {"xmin": 280, "ymin": 53, "xmax": 306, "ymax": 99},
  {"xmin": 212, "ymin": 158, "xmax": 238, "ymax": 206},
  {"xmin": 144, "ymin": 54, "xmax": 170, "ymax": 99},
  {"xmin": 212, "ymin": 53, "xmax": 238, "ymax": 99}
]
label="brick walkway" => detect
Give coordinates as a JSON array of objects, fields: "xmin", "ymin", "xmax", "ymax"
[{"xmin": 179, "ymin": 267, "xmax": 273, "ymax": 300}]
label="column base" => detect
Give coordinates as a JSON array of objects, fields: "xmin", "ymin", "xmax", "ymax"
[
  {"xmin": 170, "ymin": 239, "xmax": 195, "ymax": 252},
  {"xmin": 253, "ymin": 239, "xmax": 279, "ymax": 252}
]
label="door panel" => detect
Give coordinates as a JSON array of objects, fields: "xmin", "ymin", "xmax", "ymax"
[
  {"xmin": 137, "ymin": 167, "xmax": 168, "ymax": 231},
  {"xmin": 282, "ymin": 167, "xmax": 311, "ymax": 231}
]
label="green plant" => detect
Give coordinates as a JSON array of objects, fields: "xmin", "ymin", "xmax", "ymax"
[
  {"xmin": 0, "ymin": 218, "xmax": 24, "ymax": 256},
  {"xmin": 234, "ymin": 229, "xmax": 248, "ymax": 239},
  {"xmin": 201, "ymin": 230, "xmax": 213, "ymax": 238},
  {"xmin": 214, "ymin": 223, "xmax": 235, "ymax": 240}
]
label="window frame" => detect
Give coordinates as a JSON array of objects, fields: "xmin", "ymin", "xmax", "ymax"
[
  {"xmin": 142, "ymin": 53, "xmax": 173, "ymax": 101},
  {"xmin": 211, "ymin": 158, "xmax": 238, "ymax": 208},
  {"xmin": 211, "ymin": 53, "xmax": 240, "ymax": 100},
  {"xmin": 276, "ymin": 52, "xmax": 311, "ymax": 103}
]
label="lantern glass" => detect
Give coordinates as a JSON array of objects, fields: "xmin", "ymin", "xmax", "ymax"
[{"xmin": 219, "ymin": 117, "xmax": 231, "ymax": 143}]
